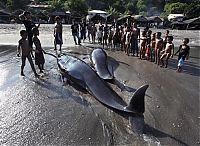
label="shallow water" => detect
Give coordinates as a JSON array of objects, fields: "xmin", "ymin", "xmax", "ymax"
[{"xmin": 0, "ymin": 24, "xmax": 199, "ymax": 47}]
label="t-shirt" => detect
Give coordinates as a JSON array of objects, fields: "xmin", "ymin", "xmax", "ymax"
[{"xmin": 71, "ymin": 24, "xmax": 79, "ymax": 34}]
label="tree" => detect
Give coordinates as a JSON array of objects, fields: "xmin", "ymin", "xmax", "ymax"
[
  {"xmin": 136, "ymin": 0, "xmax": 147, "ymax": 12},
  {"xmin": 7, "ymin": 0, "xmax": 30, "ymax": 10},
  {"xmin": 64, "ymin": 0, "xmax": 88, "ymax": 16},
  {"xmin": 48, "ymin": 0, "xmax": 64, "ymax": 11}
]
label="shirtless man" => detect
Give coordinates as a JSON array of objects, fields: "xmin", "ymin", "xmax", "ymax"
[
  {"xmin": 19, "ymin": 11, "xmax": 40, "ymax": 58},
  {"xmin": 155, "ymin": 32, "xmax": 163, "ymax": 65},
  {"xmin": 160, "ymin": 36, "xmax": 174, "ymax": 68},
  {"xmin": 130, "ymin": 22, "xmax": 140, "ymax": 56},
  {"xmin": 17, "ymin": 30, "xmax": 39, "ymax": 77},
  {"xmin": 54, "ymin": 16, "xmax": 63, "ymax": 51}
]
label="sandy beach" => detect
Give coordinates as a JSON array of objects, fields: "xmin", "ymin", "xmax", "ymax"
[{"xmin": 0, "ymin": 24, "xmax": 199, "ymax": 146}]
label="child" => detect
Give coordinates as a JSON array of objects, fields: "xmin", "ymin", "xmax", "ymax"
[
  {"xmin": 139, "ymin": 31, "xmax": 147, "ymax": 59},
  {"xmin": 160, "ymin": 36, "xmax": 174, "ymax": 68},
  {"xmin": 97, "ymin": 26, "xmax": 103, "ymax": 45},
  {"xmin": 17, "ymin": 30, "xmax": 39, "ymax": 77},
  {"xmin": 150, "ymin": 33, "xmax": 156, "ymax": 62},
  {"xmin": 175, "ymin": 38, "xmax": 190, "ymax": 72},
  {"xmin": 145, "ymin": 30, "xmax": 152, "ymax": 60},
  {"xmin": 124, "ymin": 27, "xmax": 131, "ymax": 56},
  {"xmin": 155, "ymin": 32, "xmax": 163, "ymax": 65},
  {"xmin": 108, "ymin": 26, "xmax": 114, "ymax": 50},
  {"xmin": 54, "ymin": 16, "xmax": 63, "ymax": 51},
  {"xmin": 32, "ymin": 27, "xmax": 45, "ymax": 73}
]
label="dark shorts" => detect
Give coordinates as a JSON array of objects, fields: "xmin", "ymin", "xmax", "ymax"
[
  {"xmin": 54, "ymin": 33, "xmax": 63, "ymax": 45},
  {"xmin": 35, "ymin": 52, "xmax": 45, "ymax": 65}
]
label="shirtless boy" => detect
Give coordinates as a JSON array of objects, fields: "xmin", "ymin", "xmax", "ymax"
[
  {"xmin": 155, "ymin": 32, "xmax": 163, "ymax": 65},
  {"xmin": 17, "ymin": 30, "xmax": 39, "ymax": 77},
  {"xmin": 160, "ymin": 36, "xmax": 174, "ymax": 68},
  {"xmin": 139, "ymin": 31, "xmax": 147, "ymax": 59},
  {"xmin": 54, "ymin": 16, "xmax": 63, "ymax": 51}
]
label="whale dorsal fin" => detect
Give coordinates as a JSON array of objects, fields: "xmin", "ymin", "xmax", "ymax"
[{"xmin": 126, "ymin": 85, "xmax": 149, "ymax": 114}]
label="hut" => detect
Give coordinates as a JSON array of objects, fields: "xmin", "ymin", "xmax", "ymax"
[
  {"xmin": 146, "ymin": 16, "xmax": 163, "ymax": 28},
  {"xmin": 49, "ymin": 11, "xmax": 70, "ymax": 24},
  {"xmin": 90, "ymin": 14, "xmax": 106, "ymax": 23},
  {"xmin": 0, "ymin": 9, "xmax": 11, "ymax": 23},
  {"xmin": 35, "ymin": 11, "xmax": 49, "ymax": 23},
  {"xmin": 117, "ymin": 15, "xmax": 131, "ymax": 25},
  {"xmin": 184, "ymin": 17, "xmax": 200, "ymax": 30},
  {"xmin": 132, "ymin": 15, "xmax": 148, "ymax": 27},
  {"xmin": 171, "ymin": 17, "xmax": 200, "ymax": 30}
]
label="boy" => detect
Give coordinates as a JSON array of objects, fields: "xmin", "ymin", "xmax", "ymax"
[
  {"xmin": 155, "ymin": 32, "xmax": 163, "ymax": 65},
  {"xmin": 32, "ymin": 27, "xmax": 45, "ymax": 73},
  {"xmin": 160, "ymin": 36, "xmax": 174, "ymax": 68},
  {"xmin": 139, "ymin": 31, "xmax": 147, "ymax": 59},
  {"xmin": 175, "ymin": 38, "xmax": 190, "ymax": 72},
  {"xmin": 54, "ymin": 16, "xmax": 63, "ymax": 51},
  {"xmin": 125, "ymin": 26, "xmax": 131, "ymax": 56},
  {"xmin": 17, "ymin": 30, "xmax": 39, "ymax": 77}
]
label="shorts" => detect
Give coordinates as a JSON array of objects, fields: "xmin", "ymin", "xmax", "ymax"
[{"xmin": 178, "ymin": 57, "xmax": 184, "ymax": 67}]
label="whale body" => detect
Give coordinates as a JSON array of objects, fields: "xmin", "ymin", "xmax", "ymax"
[{"xmin": 57, "ymin": 53, "xmax": 149, "ymax": 115}]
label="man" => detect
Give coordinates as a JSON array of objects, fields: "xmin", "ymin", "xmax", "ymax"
[
  {"xmin": 19, "ymin": 11, "xmax": 40, "ymax": 57},
  {"xmin": 71, "ymin": 20, "xmax": 81, "ymax": 45}
]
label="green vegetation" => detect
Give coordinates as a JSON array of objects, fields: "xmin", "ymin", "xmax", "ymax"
[{"xmin": 1, "ymin": 0, "xmax": 200, "ymax": 18}]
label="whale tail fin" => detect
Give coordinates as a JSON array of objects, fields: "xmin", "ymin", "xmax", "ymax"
[{"xmin": 126, "ymin": 85, "xmax": 149, "ymax": 114}]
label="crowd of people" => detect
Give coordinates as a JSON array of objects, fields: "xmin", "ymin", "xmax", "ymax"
[{"xmin": 17, "ymin": 11, "xmax": 190, "ymax": 77}]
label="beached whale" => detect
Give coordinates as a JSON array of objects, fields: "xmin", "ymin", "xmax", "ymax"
[
  {"xmin": 57, "ymin": 53, "xmax": 149, "ymax": 115},
  {"xmin": 90, "ymin": 48, "xmax": 114, "ymax": 80}
]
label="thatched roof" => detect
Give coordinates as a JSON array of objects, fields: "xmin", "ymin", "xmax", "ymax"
[
  {"xmin": 183, "ymin": 17, "xmax": 200, "ymax": 24},
  {"xmin": 132, "ymin": 15, "xmax": 147, "ymax": 22},
  {"xmin": 146, "ymin": 16, "xmax": 162, "ymax": 23},
  {"xmin": 0, "ymin": 9, "xmax": 11, "ymax": 16},
  {"xmin": 90, "ymin": 14, "xmax": 106, "ymax": 21},
  {"xmin": 117, "ymin": 15, "xmax": 131, "ymax": 21}
]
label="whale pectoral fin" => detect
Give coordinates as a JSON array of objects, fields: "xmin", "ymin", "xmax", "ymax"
[
  {"xmin": 107, "ymin": 64, "xmax": 114, "ymax": 78},
  {"xmin": 126, "ymin": 85, "xmax": 149, "ymax": 114}
]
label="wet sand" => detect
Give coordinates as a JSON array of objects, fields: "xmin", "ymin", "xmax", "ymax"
[{"xmin": 0, "ymin": 24, "xmax": 199, "ymax": 146}]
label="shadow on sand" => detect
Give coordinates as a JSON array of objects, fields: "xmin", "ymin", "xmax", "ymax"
[
  {"xmin": 144, "ymin": 124, "xmax": 190, "ymax": 146},
  {"xmin": 168, "ymin": 58, "xmax": 200, "ymax": 77}
]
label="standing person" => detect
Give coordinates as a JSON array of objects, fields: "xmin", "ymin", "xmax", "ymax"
[
  {"xmin": 155, "ymin": 32, "xmax": 163, "ymax": 65},
  {"xmin": 145, "ymin": 30, "xmax": 152, "ymax": 60},
  {"xmin": 108, "ymin": 26, "xmax": 114, "ymax": 49},
  {"xmin": 139, "ymin": 31, "xmax": 147, "ymax": 59},
  {"xmin": 54, "ymin": 16, "xmax": 63, "ymax": 51},
  {"xmin": 32, "ymin": 27, "xmax": 45, "ymax": 73},
  {"xmin": 175, "ymin": 38, "xmax": 190, "ymax": 73},
  {"xmin": 87, "ymin": 21, "xmax": 93, "ymax": 43},
  {"xmin": 160, "ymin": 36, "xmax": 174, "ymax": 68},
  {"xmin": 130, "ymin": 22, "xmax": 140, "ymax": 56},
  {"xmin": 150, "ymin": 33, "xmax": 156, "ymax": 62},
  {"xmin": 113, "ymin": 26, "xmax": 120, "ymax": 50},
  {"xmin": 80, "ymin": 19, "xmax": 87, "ymax": 42},
  {"xmin": 17, "ymin": 30, "xmax": 39, "ymax": 77},
  {"xmin": 91, "ymin": 23, "xmax": 97, "ymax": 44},
  {"xmin": 19, "ymin": 11, "xmax": 40, "ymax": 58},
  {"xmin": 103, "ymin": 23, "xmax": 109, "ymax": 49},
  {"xmin": 71, "ymin": 20, "xmax": 81, "ymax": 45},
  {"xmin": 124, "ymin": 27, "xmax": 131, "ymax": 56},
  {"xmin": 163, "ymin": 30, "xmax": 170, "ymax": 49},
  {"xmin": 97, "ymin": 25, "xmax": 103, "ymax": 44}
]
